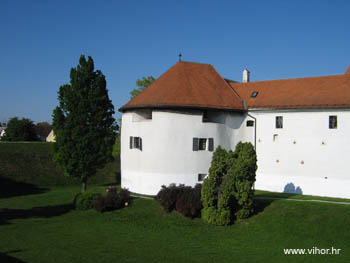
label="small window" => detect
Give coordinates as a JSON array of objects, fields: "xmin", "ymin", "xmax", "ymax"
[
  {"xmin": 329, "ymin": 116, "xmax": 337, "ymax": 129},
  {"xmin": 198, "ymin": 138, "xmax": 207, "ymax": 150},
  {"xmin": 246, "ymin": 120, "xmax": 254, "ymax": 127},
  {"xmin": 129, "ymin": 136, "xmax": 142, "ymax": 150},
  {"xmin": 250, "ymin": 91, "xmax": 259, "ymax": 98},
  {"xmin": 198, "ymin": 174, "xmax": 207, "ymax": 182},
  {"xmin": 276, "ymin": 116, "xmax": 283, "ymax": 129},
  {"xmin": 193, "ymin": 137, "xmax": 214, "ymax": 151}
]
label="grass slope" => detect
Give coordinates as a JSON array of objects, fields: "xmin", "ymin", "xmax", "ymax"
[
  {"xmin": 0, "ymin": 142, "xmax": 120, "ymax": 187},
  {"xmin": 1, "ymin": 186, "xmax": 349, "ymax": 263}
]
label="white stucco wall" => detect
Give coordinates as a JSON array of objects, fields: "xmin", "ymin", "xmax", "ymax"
[
  {"xmin": 121, "ymin": 108, "xmax": 350, "ymax": 198},
  {"xmin": 121, "ymin": 110, "xmax": 245, "ymax": 195},
  {"xmin": 250, "ymin": 109, "xmax": 350, "ymax": 198}
]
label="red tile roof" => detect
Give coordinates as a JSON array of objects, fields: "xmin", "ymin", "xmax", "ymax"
[
  {"xmin": 120, "ymin": 62, "xmax": 350, "ymax": 112},
  {"xmin": 229, "ymin": 74, "xmax": 350, "ymax": 109},
  {"xmin": 119, "ymin": 61, "xmax": 244, "ymax": 112}
]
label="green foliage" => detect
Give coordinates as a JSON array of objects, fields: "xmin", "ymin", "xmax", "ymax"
[
  {"xmin": 74, "ymin": 191, "xmax": 101, "ymax": 210},
  {"xmin": 1, "ymin": 117, "xmax": 38, "ymax": 141},
  {"xmin": 130, "ymin": 76, "xmax": 155, "ymax": 99},
  {"xmin": 231, "ymin": 142, "xmax": 257, "ymax": 219},
  {"xmin": 52, "ymin": 55, "xmax": 118, "ymax": 192},
  {"xmin": 201, "ymin": 142, "xmax": 257, "ymax": 225}
]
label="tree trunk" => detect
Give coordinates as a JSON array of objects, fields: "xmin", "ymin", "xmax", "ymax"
[{"xmin": 81, "ymin": 177, "xmax": 87, "ymax": 192}]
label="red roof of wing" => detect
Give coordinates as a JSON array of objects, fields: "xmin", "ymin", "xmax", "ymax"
[
  {"xmin": 119, "ymin": 61, "xmax": 244, "ymax": 112},
  {"xmin": 229, "ymin": 74, "xmax": 350, "ymax": 109}
]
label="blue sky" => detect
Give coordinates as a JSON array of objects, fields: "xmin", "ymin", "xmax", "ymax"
[{"xmin": 1, "ymin": 0, "xmax": 349, "ymax": 124}]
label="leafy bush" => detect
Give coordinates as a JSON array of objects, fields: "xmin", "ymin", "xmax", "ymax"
[
  {"xmin": 155, "ymin": 184, "xmax": 185, "ymax": 212},
  {"xmin": 156, "ymin": 184, "xmax": 202, "ymax": 218},
  {"xmin": 94, "ymin": 187, "xmax": 131, "ymax": 212},
  {"xmin": 175, "ymin": 184, "xmax": 202, "ymax": 218},
  {"xmin": 74, "ymin": 191, "xmax": 101, "ymax": 210}
]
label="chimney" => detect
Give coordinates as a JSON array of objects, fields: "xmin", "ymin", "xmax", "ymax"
[
  {"xmin": 345, "ymin": 65, "xmax": 350, "ymax": 74},
  {"xmin": 243, "ymin": 69, "xmax": 250, "ymax": 83}
]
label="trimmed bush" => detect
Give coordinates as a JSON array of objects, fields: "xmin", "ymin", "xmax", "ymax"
[{"xmin": 74, "ymin": 191, "xmax": 101, "ymax": 210}]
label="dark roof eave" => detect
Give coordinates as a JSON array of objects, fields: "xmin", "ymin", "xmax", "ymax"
[{"xmin": 119, "ymin": 104, "xmax": 245, "ymax": 113}]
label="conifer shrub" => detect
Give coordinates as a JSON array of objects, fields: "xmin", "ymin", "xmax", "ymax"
[
  {"xmin": 201, "ymin": 143, "xmax": 257, "ymax": 225},
  {"xmin": 231, "ymin": 142, "xmax": 257, "ymax": 219}
]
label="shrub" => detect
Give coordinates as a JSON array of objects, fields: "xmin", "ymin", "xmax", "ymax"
[
  {"xmin": 74, "ymin": 191, "xmax": 101, "ymax": 210},
  {"xmin": 94, "ymin": 187, "xmax": 131, "ymax": 212},
  {"xmin": 201, "ymin": 142, "xmax": 257, "ymax": 225},
  {"xmin": 175, "ymin": 184, "xmax": 202, "ymax": 218},
  {"xmin": 155, "ymin": 184, "xmax": 185, "ymax": 212},
  {"xmin": 231, "ymin": 142, "xmax": 257, "ymax": 219}
]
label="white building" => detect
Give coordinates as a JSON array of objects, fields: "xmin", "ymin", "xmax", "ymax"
[
  {"xmin": 0, "ymin": 127, "xmax": 6, "ymax": 138},
  {"xmin": 119, "ymin": 61, "xmax": 350, "ymax": 198}
]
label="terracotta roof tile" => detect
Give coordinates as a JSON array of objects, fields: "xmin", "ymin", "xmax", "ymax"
[
  {"xmin": 119, "ymin": 61, "xmax": 244, "ymax": 112},
  {"xmin": 120, "ymin": 62, "xmax": 350, "ymax": 112},
  {"xmin": 229, "ymin": 74, "xmax": 350, "ymax": 109}
]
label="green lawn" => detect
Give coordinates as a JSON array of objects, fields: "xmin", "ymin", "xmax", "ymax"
[{"xmin": 1, "ymin": 186, "xmax": 349, "ymax": 263}]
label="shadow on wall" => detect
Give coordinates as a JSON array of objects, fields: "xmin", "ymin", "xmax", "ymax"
[{"xmin": 283, "ymin": 182, "xmax": 303, "ymax": 195}]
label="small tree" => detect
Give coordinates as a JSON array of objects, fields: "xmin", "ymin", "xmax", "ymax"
[
  {"xmin": 130, "ymin": 76, "xmax": 155, "ymax": 99},
  {"xmin": 1, "ymin": 117, "xmax": 37, "ymax": 141},
  {"xmin": 52, "ymin": 55, "xmax": 118, "ymax": 192}
]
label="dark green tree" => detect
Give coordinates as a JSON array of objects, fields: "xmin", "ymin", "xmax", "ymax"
[
  {"xmin": 1, "ymin": 117, "xmax": 37, "ymax": 141},
  {"xmin": 52, "ymin": 55, "xmax": 118, "ymax": 192},
  {"xmin": 130, "ymin": 76, "xmax": 155, "ymax": 99}
]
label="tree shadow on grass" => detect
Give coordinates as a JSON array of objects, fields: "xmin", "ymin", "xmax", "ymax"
[
  {"xmin": 0, "ymin": 203, "xmax": 73, "ymax": 225},
  {"xmin": 0, "ymin": 251, "xmax": 25, "ymax": 263},
  {"xmin": 0, "ymin": 176, "xmax": 48, "ymax": 199}
]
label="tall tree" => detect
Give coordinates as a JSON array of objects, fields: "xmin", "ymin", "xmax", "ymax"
[
  {"xmin": 1, "ymin": 117, "xmax": 37, "ymax": 141},
  {"xmin": 130, "ymin": 76, "xmax": 155, "ymax": 99},
  {"xmin": 52, "ymin": 55, "xmax": 118, "ymax": 192}
]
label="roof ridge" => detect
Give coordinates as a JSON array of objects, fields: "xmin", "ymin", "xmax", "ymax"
[
  {"xmin": 209, "ymin": 65, "xmax": 245, "ymax": 108},
  {"xmin": 228, "ymin": 73, "xmax": 350, "ymax": 85}
]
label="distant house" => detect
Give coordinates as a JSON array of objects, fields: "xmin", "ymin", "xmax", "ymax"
[
  {"xmin": 46, "ymin": 130, "xmax": 56, "ymax": 142},
  {"xmin": 119, "ymin": 61, "xmax": 350, "ymax": 198},
  {"xmin": 0, "ymin": 127, "xmax": 6, "ymax": 138}
]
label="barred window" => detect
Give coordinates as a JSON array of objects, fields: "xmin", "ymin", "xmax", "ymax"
[
  {"xmin": 276, "ymin": 116, "xmax": 283, "ymax": 129},
  {"xmin": 329, "ymin": 116, "xmax": 337, "ymax": 129}
]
